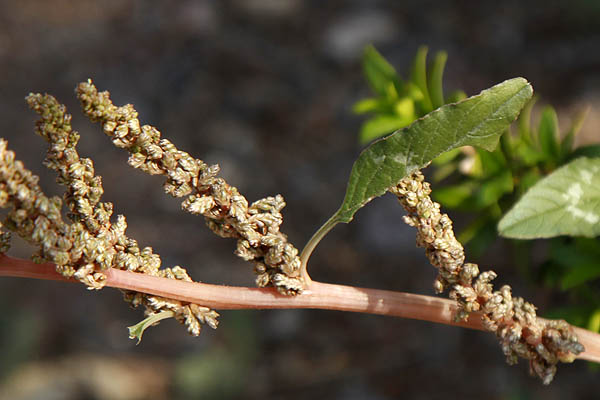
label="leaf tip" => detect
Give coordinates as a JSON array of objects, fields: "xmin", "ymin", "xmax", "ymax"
[{"xmin": 127, "ymin": 310, "xmax": 175, "ymax": 345}]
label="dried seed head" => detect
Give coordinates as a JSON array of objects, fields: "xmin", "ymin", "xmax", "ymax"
[
  {"xmin": 17, "ymin": 90, "xmax": 221, "ymax": 337},
  {"xmin": 77, "ymin": 80, "xmax": 305, "ymax": 295},
  {"xmin": 391, "ymin": 169, "xmax": 584, "ymax": 383}
]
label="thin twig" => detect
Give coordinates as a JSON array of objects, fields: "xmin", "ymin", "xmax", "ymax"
[{"xmin": 1, "ymin": 254, "xmax": 598, "ymax": 363}]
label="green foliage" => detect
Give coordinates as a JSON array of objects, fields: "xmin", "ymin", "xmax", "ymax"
[
  {"xmin": 338, "ymin": 77, "xmax": 531, "ymax": 224},
  {"xmin": 362, "ymin": 45, "xmax": 400, "ymax": 97},
  {"xmin": 434, "ymin": 100, "xmax": 589, "ymax": 235},
  {"xmin": 353, "ymin": 45, "xmax": 600, "ymax": 333},
  {"xmin": 570, "ymin": 143, "xmax": 600, "ymax": 159},
  {"xmin": 550, "ymin": 238, "xmax": 600, "ymax": 290},
  {"xmin": 355, "ymin": 46, "xmax": 465, "ymax": 144},
  {"xmin": 535, "ymin": 234, "xmax": 600, "ymax": 340},
  {"xmin": 354, "ymin": 47, "xmax": 590, "ymax": 253},
  {"xmin": 302, "ymin": 78, "xmax": 532, "ymax": 262},
  {"xmin": 498, "ymin": 157, "xmax": 600, "ymax": 239}
]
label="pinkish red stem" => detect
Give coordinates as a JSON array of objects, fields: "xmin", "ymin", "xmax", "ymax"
[{"xmin": 1, "ymin": 254, "xmax": 598, "ymax": 363}]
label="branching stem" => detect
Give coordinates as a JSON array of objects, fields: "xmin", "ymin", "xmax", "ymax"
[{"xmin": 1, "ymin": 254, "xmax": 599, "ymax": 364}]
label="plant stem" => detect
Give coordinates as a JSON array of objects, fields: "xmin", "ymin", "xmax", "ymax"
[
  {"xmin": 299, "ymin": 213, "xmax": 340, "ymax": 284},
  {"xmin": 1, "ymin": 254, "xmax": 599, "ymax": 363}
]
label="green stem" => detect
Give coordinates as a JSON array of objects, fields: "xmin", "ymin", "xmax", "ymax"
[{"xmin": 299, "ymin": 213, "xmax": 341, "ymax": 284}]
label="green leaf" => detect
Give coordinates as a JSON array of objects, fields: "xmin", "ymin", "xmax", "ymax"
[
  {"xmin": 476, "ymin": 170, "xmax": 514, "ymax": 208},
  {"xmin": 515, "ymin": 139, "xmax": 545, "ymax": 166},
  {"xmin": 517, "ymin": 97, "xmax": 537, "ymax": 143},
  {"xmin": 561, "ymin": 261, "xmax": 600, "ymax": 290},
  {"xmin": 516, "ymin": 168, "xmax": 541, "ymax": 196},
  {"xmin": 550, "ymin": 239, "xmax": 600, "ymax": 289},
  {"xmin": 573, "ymin": 236, "xmax": 600, "ymax": 255},
  {"xmin": 394, "ymin": 97, "xmax": 416, "ymax": 119},
  {"xmin": 410, "ymin": 46, "xmax": 433, "ymax": 112},
  {"xmin": 302, "ymin": 78, "xmax": 532, "ymax": 266},
  {"xmin": 434, "ymin": 170, "xmax": 513, "ymax": 211},
  {"xmin": 543, "ymin": 305, "xmax": 593, "ymax": 328},
  {"xmin": 499, "ymin": 128, "xmax": 514, "ymax": 164},
  {"xmin": 363, "ymin": 45, "xmax": 400, "ymax": 97},
  {"xmin": 433, "ymin": 182, "xmax": 477, "ymax": 209},
  {"xmin": 446, "ymin": 90, "xmax": 467, "ymax": 104},
  {"xmin": 352, "ymin": 98, "xmax": 383, "ymax": 114},
  {"xmin": 359, "ymin": 115, "xmax": 412, "ymax": 144},
  {"xmin": 432, "ymin": 147, "xmax": 462, "ymax": 166},
  {"xmin": 498, "ymin": 157, "xmax": 600, "ymax": 239},
  {"xmin": 560, "ymin": 107, "xmax": 588, "ymax": 160},
  {"xmin": 570, "ymin": 144, "xmax": 600, "ymax": 160},
  {"xmin": 538, "ymin": 106, "xmax": 560, "ymax": 161},
  {"xmin": 461, "ymin": 217, "xmax": 498, "ymax": 257},
  {"xmin": 128, "ymin": 310, "xmax": 175, "ymax": 344},
  {"xmin": 431, "ymin": 161, "xmax": 459, "ymax": 182},
  {"xmin": 405, "ymin": 82, "xmax": 425, "ymax": 102},
  {"xmin": 457, "ymin": 214, "xmax": 493, "ymax": 245},
  {"xmin": 428, "ymin": 51, "xmax": 448, "ymax": 109},
  {"xmin": 477, "ymin": 147, "xmax": 508, "ymax": 177},
  {"xmin": 339, "ymin": 77, "xmax": 532, "ymax": 223}
]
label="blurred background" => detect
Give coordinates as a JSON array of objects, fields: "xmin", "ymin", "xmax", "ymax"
[{"xmin": 0, "ymin": 0, "xmax": 599, "ymax": 399}]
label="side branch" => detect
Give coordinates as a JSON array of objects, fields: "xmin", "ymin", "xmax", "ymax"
[{"xmin": 1, "ymin": 254, "xmax": 598, "ymax": 364}]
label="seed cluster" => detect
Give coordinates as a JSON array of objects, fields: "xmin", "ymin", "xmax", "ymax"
[
  {"xmin": 0, "ymin": 94, "xmax": 220, "ymax": 336},
  {"xmin": 390, "ymin": 170, "xmax": 584, "ymax": 384},
  {"xmin": 76, "ymin": 80, "xmax": 304, "ymax": 295}
]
